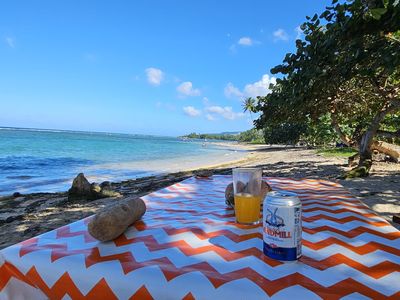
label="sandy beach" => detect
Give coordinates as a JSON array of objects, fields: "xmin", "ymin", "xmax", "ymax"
[{"xmin": 0, "ymin": 144, "xmax": 399, "ymax": 250}]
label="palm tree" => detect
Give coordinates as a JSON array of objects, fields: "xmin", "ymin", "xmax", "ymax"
[{"xmin": 242, "ymin": 97, "xmax": 256, "ymax": 113}]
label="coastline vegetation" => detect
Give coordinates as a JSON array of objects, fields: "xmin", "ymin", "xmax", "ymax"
[{"xmin": 183, "ymin": 128, "xmax": 265, "ymax": 144}]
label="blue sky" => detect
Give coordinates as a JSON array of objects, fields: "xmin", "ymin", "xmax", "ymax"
[{"xmin": 0, "ymin": 0, "xmax": 330, "ymax": 136}]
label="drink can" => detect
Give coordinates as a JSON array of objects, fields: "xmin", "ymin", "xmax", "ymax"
[{"xmin": 262, "ymin": 191, "xmax": 302, "ymax": 261}]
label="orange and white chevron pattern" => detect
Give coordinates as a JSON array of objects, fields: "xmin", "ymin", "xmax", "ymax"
[{"xmin": 0, "ymin": 175, "xmax": 399, "ymax": 299}]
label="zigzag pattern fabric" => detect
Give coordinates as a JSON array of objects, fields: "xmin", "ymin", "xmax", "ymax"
[{"xmin": 0, "ymin": 175, "xmax": 399, "ymax": 299}]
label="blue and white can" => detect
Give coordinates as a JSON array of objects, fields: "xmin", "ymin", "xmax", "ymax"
[{"xmin": 263, "ymin": 191, "xmax": 302, "ymax": 261}]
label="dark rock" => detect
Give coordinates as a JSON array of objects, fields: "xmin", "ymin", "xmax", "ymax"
[
  {"xmin": 3, "ymin": 215, "xmax": 24, "ymax": 224},
  {"xmin": 393, "ymin": 214, "xmax": 400, "ymax": 224},
  {"xmin": 23, "ymin": 225, "xmax": 41, "ymax": 235},
  {"xmin": 194, "ymin": 169, "xmax": 213, "ymax": 178},
  {"xmin": 68, "ymin": 173, "xmax": 92, "ymax": 198},
  {"xmin": 13, "ymin": 192, "xmax": 22, "ymax": 197},
  {"xmin": 100, "ymin": 181, "xmax": 112, "ymax": 190},
  {"xmin": 68, "ymin": 173, "xmax": 122, "ymax": 200}
]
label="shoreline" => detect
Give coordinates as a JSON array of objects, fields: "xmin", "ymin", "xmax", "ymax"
[
  {"xmin": 1, "ymin": 146, "xmax": 399, "ymax": 250},
  {"xmin": 0, "ymin": 139, "xmax": 252, "ymax": 196},
  {"xmin": 0, "ymin": 141, "xmax": 252, "ymax": 199}
]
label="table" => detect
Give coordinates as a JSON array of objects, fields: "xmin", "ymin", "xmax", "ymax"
[{"xmin": 1, "ymin": 175, "xmax": 399, "ymax": 299}]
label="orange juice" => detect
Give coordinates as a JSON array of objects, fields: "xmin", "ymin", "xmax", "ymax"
[{"xmin": 234, "ymin": 193, "xmax": 262, "ymax": 224}]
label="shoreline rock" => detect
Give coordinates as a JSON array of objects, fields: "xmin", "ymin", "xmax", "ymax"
[{"xmin": 68, "ymin": 173, "xmax": 122, "ymax": 201}]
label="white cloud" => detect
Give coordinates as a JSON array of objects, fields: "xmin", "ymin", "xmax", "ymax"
[
  {"xmin": 295, "ymin": 26, "xmax": 303, "ymax": 40},
  {"xmin": 273, "ymin": 29, "xmax": 289, "ymax": 42},
  {"xmin": 224, "ymin": 82, "xmax": 243, "ymax": 99},
  {"xmin": 183, "ymin": 106, "xmax": 201, "ymax": 117},
  {"xmin": 205, "ymin": 106, "xmax": 245, "ymax": 120},
  {"xmin": 5, "ymin": 37, "xmax": 15, "ymax": 48},
  {"xmin": 205, "ymin": 114, "xmax": 216, "ymax": 121},
  {"xmin": 238, "ymin": 37, "xmax": 253, "ymax": 46},
  {"xmin": 224, "ymin": 73, "xmax": 276, "ymax": 100},
  {"xmin": 145, "ymin": 67, "xmax": 164, "ymax": 86},
  {"xmin": 243, "ymin": 74, "xmax": 276, "ymax": 98},
  {"xmin": 177, "ymin": 81, "xmax": 201, "ymax": 97},
  {"xmin": 231, "ymin": 36, "xmax": 260, "ymax": 52}
]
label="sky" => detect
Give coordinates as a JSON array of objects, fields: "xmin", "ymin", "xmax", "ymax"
[{"xmin": 0, "ymin": 0, "xmax": 331, "ymax": 136}]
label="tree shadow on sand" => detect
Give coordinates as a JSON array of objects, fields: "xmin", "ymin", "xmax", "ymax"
[{"xmin": 215, "ymin": 160, "xmax": 345, "ymax": 180}]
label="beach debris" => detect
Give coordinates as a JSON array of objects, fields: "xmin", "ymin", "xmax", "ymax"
[
  {"xmin": 225, "ymin": 181, "xmax": 272, "ymax": 207},
  {"xmin": 68, "ymin": 173, "xmax": 121, "ymax": 200},
  {"xmin": 88, "ymin": 196, "xmax": 146, "ymax": 242},
  {"xmin": 194, "ymin": 169, "xmax": 213, "ymax": 178}
]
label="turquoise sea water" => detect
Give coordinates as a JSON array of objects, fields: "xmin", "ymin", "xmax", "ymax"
[{"xmin": 0, "ymin": 127, "xmax": 245, "ymax": 195}]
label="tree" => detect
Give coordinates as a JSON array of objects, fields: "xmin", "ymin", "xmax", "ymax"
[{"xmin": 254, "ymin": 0, "xmax": 400, "ymax": 177}]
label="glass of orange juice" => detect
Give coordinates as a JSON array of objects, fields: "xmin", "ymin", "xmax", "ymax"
[{"xmin": 233, "ymin": 168, "xmax": 262, "ymax": 225}]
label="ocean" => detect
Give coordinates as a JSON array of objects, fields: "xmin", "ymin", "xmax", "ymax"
[{"xmin": 0, "ymin": 127, "xmax": 245, "ymax": 195}]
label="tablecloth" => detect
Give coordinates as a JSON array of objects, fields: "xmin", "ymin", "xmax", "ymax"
[{"xmin": 0, "ymin": 175, "xmax": 399, "ymax": 299}]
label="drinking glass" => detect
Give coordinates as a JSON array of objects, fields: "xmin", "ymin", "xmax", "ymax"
[{"xmin": 233, "ymin": 168, "xmax": 262, "ymax": 225}]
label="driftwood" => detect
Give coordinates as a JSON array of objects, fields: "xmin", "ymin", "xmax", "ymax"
[{"xmin": 371, "ymin": 141, "xmax": 400, "ymax": 162}]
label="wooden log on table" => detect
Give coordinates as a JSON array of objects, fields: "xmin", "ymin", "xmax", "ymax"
[{"xmin": 88, "ymin": 196, "xmax": 146, "ymax": 242}]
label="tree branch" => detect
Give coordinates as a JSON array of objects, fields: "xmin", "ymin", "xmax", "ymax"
[
  {"xmin": 377, "ymin": 130, "xmax": 400, "ymax": 139},
  {"xmin": 330, "ymin": 110, "xmax": 353, "ymax": 147}
]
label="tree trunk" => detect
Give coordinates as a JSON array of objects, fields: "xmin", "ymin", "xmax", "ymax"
[
  {"xmin": 372, "ymin": 141, "xmax": 400, "ymax": 162},
  {"xmin": 358, "ymin": 101, "xmax": 400, "ymax": 167},
  {"xmin": 359, "ymin": 131, "xmax": 374, "ymax": 163},
  {"xmin": 344, "ymin": 100, "xmax": 400, "ymax": 179}
]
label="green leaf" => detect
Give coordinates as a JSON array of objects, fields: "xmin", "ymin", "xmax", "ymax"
[
  {"xmin": 369, "ymin": 8, "xmax": 387, "ymax": 20},
  {"xmin": 311, "ymin": 14, "xmax": 318, "ymax": 22}
]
